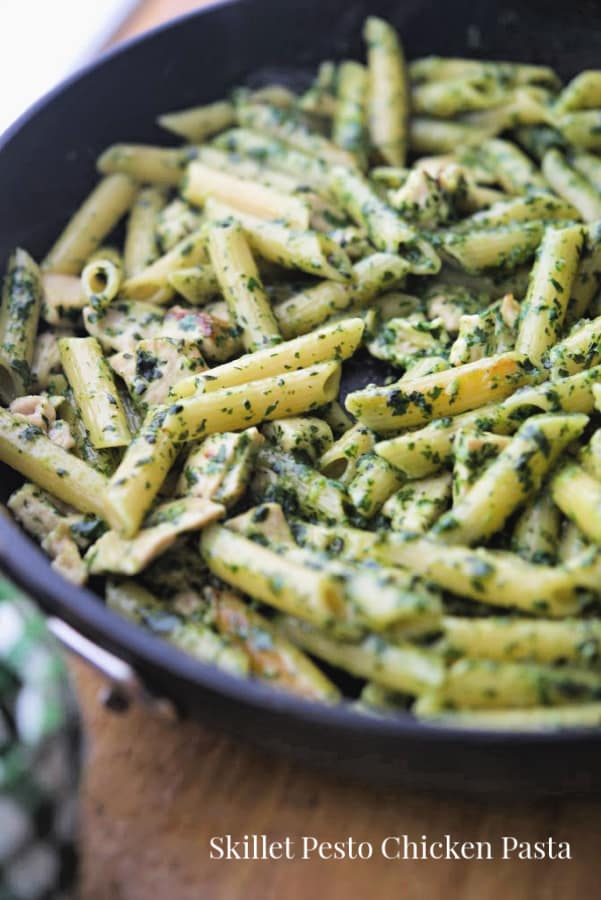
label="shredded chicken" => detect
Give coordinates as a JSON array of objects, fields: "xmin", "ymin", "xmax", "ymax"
[
  {"xmin": 10, "ymin": 394, "xmax": 56, "ymax": 431},
  {"xmin": 42, "ymin": 523, "xmax": 87, "ymax": 586},
  {"xmin": 48, "ymin": 419, "xmax": 75, "ymax": 450}
]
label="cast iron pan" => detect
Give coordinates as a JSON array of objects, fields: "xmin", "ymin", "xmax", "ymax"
[{"xmin": 1, "ymin": 0, "xmax": 601, "ymax": 794}]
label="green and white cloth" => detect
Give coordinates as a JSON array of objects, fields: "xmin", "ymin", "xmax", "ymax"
[{"xmin": 0, "ymin": 578, "xmax": 80, "ymax": 900}]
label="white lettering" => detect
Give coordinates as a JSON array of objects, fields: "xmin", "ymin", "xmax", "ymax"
[
  {"xmin": 381, "ymin": 836, "xmax": 400, "ymax": 859},
  {"xmin": 209, "ymin": 837, "xmax": 224, "ymax": 860}
]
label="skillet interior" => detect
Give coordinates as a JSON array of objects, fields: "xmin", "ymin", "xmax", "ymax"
[{"xmin": 1, "ymin": 0, "xmax": 601, "ymax": 792}]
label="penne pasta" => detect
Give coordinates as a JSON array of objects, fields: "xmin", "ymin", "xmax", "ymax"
[
  {"xmin": 123, "ymin": 186, "xmax": 167, "ymax": 278},
  {"xmin": 162, "ymin": 360, "xmax": 342, "ymax": 443},
  {"xmin": 182, "ymin": 160, "xmax": 310, "ymax": 229},
  {"xmin": 157, "ymin": 99, "xmax": 236, "ymax": 141},
  {"xmin": 6, "ymin": 15, "xmax": 601, "ymax": 725},
  {"xmin": 515, "ymin": 224, "xmax": 584, "ymax": 365},
  {"xmin": 364, "ymin": 16, "xmax": 409, "ymax": 166},
  {"xmin": 346, "ymin": 351, "xmax": 536, "ymax": 432},
  {"xmin": 170, "ymin": 317, "xmax": 363, "ymax": 399},
  {"xmin": 208, "ymin": 220, "xmax": 282, "ymax": 352},
  {"xmin": 43, "ymin": 174, "xmax": 137, "ymax": 275},
  {"xmin": 97, "ymin": 144, "xmax": 194, "ymax": 186},
  {"xmin": 0, "ymin": 249, "xmax": 42, "ymax": 402},
  {"xmin": 58, "ymin": 337, "xmax": 131, "ymax": 449}
]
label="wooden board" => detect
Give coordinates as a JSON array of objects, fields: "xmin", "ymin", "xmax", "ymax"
[
  {"xmin": 67, "ymin": 3, "xmax": 601, "ymax": 897},
  {"xmin": 73, "ymin": 655, "xmax": 600, "ymax": 900}
]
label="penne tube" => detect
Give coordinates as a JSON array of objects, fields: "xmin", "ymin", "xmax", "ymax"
[
  {"xmin": 104, "ymin": 407, "xmax": 179, "ymax": 536},
  {"xmin": 346, "ymin": 351, "xmax": 536, "ymax": 432},
  {"xmin": 208, "ymin": 220, "xmax": 282, "ymax": 351},
  {"xmin": 169, "ymin": 317, "xmax": 363, "ymax": 399},
  {"xmin": 549, "ymin": 314, "xmax": 601, "ymax": 376},
  {"xmin": 168, "ymin": 265, "xmax": 220, "ymax": 305},
  {"xmin": 299, "ymin": 60, "xmax": 337, "ymax": 116},
  {"xmin": 451, "ymin": 429, "xmax": 510, "ymax": 501},
  {"xmin": 382, "ymin": 472, "xmax": 452, "ymax": 532},
  {"xmin": 213, "ymin": 128, "xmax": 332, "ymax": 193},
  {"xmin": 332, "ymin": 61, "xmax": 368, "ymax": 167},
  {"xmin": 443, "ymin": 615, "xmax": 601, "ymax": 664},
  {"xmin": 461, "ymin": 87, "xmax": 550, "ymax": 133},
  {"xmin": 156, "ymin": 198, "xmax": 201, "ymax": 252},
  {"xmin": 0, "ymin": 249, "xmax": 42, "ymax": 402},
  {"xmin": 253, "ymin": 445, "xmax": 349, "ymax": 524},
  {"xmin": 162, "ymin": 361, "xmax": 342, "ymax": 443},
  {"xmin": 279, "ymin": 616, "xmax": 444, "ymax": 695},
  {"xmin": 183, "ymin": 160, "xmax": 310, "ymax": 229},
  {"xmin": 121, "ymin": 227, "xmax": 210, "ymax": 303},
  {"xmin": 58, "ymin": 337, "xmax": 131, "ymax": 449},
  {"xmin": 321, "ymin": 400, "xmax": 354, "ymax": 437},
  {"xmin": 465, "ymin": 192, "xmax": 580, "ymax": 229},
  {"xmin": 442, "ymin": 221, "xmax": 544, "ymax": 274},
  {"xmin": 375, "ymin": 364, "xmax": 601, "ymax": 477},
  {"xmin": 408, "ymin": 57, "xmax": 560, "ymax": 89},
  {"xmin": 432, "ymin": 413, "xmax": 588, "ymax": 546},
  {"xmin": 58, "ymin": 389, "xmax": 117, "ymax": 476},
  {"xmin": 328, "ymin": 165, "xmax": 413, "ymax": 253},
  {"xmin": 449, "ymin": 296, "xmax": 517, "ymax": 365},
  {"xmin": 196, "ymin": 146, "xmax": 347, "ymax": 225},
  {"xmin": 123, "ymin": 186, "xmax": 166, "ymax": 278},
  {"xmin": 542, "ymin": 149, "xmax": 601, "ymax": 222},
  {"xmin": 480, "ymin": 138, "xmax": 548, "ymax": 194},
  {"xmin": 262, "ymin": 416, "xmax": 333, "ymax": 463},
  {"xmin": 319, "ymin": 423, "xmax": 375, "ymax": 484},
  {"xmin": 235, "ymin": 102, "xmax": 357, "ymax": 169},
  {"xmin": 106, "ymin": 580, "xmax": 249, "ymax": 676},
  {"xmin": 203, "ymin": 197, "xmax": 354, "ymax": 282},
  {"xmin": 41, "ymin": 273, "xmax": 87, "ymax": 326},
  {"xmin": 274, "ymin": 253, "xmax": 410, "ymax": 338},
  {"xmin": 415, "ymin": 703, "xmax": 601, "ymax": 729},
  {"xmin": 206, "ymin": 585, "xmax": 340, "ymax": 701},
  {"xmin": 294, "ymin": 518, "xmax": 595, "ymax": 617},
  {"xmin": 412, "ymin": 74, "xmax": 507, "ymax": 117},
  {"xmin": 515, "ymin": 224, "xmax": 584, "ymax": 365},
  {"xmin": 201, "ymin": 524, "xmax": 346, "ymax": 628},
  {"xmin": 364, "ymin": 16, "xmax": 409, "ymax": 167},
  {"xmin": 571, "ymin": 151, "xmax": 601, "ymax": 192},
  {"xmin": 558, "ymin": 521, "xmax": 590, "ymax": 563},
  {"xmin": 80, "ymin": 246, "xmax": 123, "ymax": 311},
  {"xmin": 554, "ymin": 71, "xmax": 601, "ymax": 114},
  {"xmin": 557, "ymin": 111, "xmax": 601, "ymax": 151},
  {"xmin": 566, "ymin": 221, "xmax": 601, "ymax": 324},
  {"xmin": 0, "ymin": 407, "xmax": 108, "ymax": 518},
  {"xmin": 422, "ymin": 658, "xmax": 601, "ymax": 711},
  {"xmin": 43, "ymin": 174, "xmax": 137, "ymax": 275},
  {"xmin": 580, "ymin": 429, "xmax": 601, "ymax": 485},
  {"xmin": 409, "ymin": 117, "xmax": 493, "ymax": 155},
  {"xmin": 378, "ymin": 534, "xmax": 586, "ymax": 617},
  {"xmin": 157, "ymin": 99, "xmax": 236, "ymax": 141},
  {"xmin": 347, "ymin": 452, "xmax": 403, "ymax": 518},
  {"xmin": 97, "ymin": 143, "xmax": 193, "ymax": 186},
  {"xmin": 551, "ymin": 462, "xmax": 601, "ymax": 545}
]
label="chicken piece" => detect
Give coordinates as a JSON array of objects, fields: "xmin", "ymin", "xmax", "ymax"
[
  {"xmin": 9, "ymin": 394, "xmax": 56, "ymax": 431},
  {"xmin": 42, "ymin": 523, "xmax": 87, "ymax": 586},
  {"xmin": 109, "ymin": 337, "xmax": 207, "ymax": 406},
  {"xmin": 48, "ymin": 419, "xmax": 75, "ymax": 450}
]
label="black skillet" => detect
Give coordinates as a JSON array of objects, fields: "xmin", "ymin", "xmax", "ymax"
[{"xmin": 1, "ymin": 0, "xmax": 601, "ymax": 794}]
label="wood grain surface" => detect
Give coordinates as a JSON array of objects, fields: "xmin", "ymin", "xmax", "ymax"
[{"xmin": 68, "ymin": 2, "xmax": 601, "ymax": 898}]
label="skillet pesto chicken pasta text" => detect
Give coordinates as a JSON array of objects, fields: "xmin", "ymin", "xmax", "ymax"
[{"xmin": 4, "ymin": 16, "xmax": 601, "ymax": 729}]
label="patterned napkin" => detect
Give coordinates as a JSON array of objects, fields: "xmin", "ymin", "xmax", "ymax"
[{"xmin": 0, "ymin": 578, "xmax": 80, "ymax": 899}]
